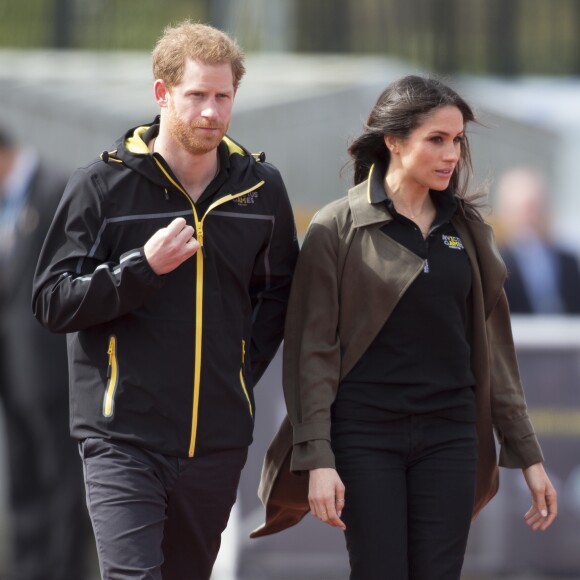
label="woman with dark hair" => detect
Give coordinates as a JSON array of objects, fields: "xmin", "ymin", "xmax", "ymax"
[{"xmin": 252, "ymin": 75, "xmax": 557, "ymax": 579}]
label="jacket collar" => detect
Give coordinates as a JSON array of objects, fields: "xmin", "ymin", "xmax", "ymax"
[
  {"xmin": 100, "ymin": 118, "xmax": 262, "ymax": 196},
  {"xmin": 349, "ymin": 163, "xmax": 394, "ymax": 228}
]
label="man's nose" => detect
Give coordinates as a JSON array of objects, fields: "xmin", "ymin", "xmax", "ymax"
[{"xmin": 201, "ymin": 100, "xmax": 218, "ymax": 119}]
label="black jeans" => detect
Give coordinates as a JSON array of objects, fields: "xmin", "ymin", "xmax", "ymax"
[
  {"xmin": 79, "ymin": 438, "xmax": 247, "ymax": 580},
  {"xmin": 332, "ymin": 415, "xmax": 477, "ymax": 580}
]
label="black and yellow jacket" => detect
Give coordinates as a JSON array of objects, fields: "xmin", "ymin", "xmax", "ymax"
[{"xmin": 32, "ymin": 119, "xmax": 299, "ymax": 458}]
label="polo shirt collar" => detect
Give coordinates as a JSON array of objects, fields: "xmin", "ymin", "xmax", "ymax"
[{"xmin": 349, "ymin": 159, "xmax": 457, "ymax": 228}]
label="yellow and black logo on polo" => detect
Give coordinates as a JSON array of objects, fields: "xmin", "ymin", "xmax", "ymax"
[{"xmin": 442, "ymin": 234, "xmax": 464, "ymax": 250}]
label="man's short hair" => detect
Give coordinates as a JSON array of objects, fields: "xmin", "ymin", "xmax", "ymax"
[{"xmin": 152, "ymin": 20, "xmax": 246, "ymax": 89}]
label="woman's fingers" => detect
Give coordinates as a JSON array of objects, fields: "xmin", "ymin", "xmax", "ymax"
[
  {"xmin": 522, "ymin": 463, "xmax": 558, "ymax": 532},
  {"xmin": 308, "ymin": 468, "xmax": 347, "ymax": 530},
  {"xmin": 336, "ymin": 495, "xmax": 345, "ymax": 517}
]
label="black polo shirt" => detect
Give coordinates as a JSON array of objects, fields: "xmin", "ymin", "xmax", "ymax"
[{"xmin": 333, "ymin": 182, "xmax": 476, "ymax": 422}]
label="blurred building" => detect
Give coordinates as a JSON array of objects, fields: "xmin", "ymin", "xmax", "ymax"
[{"xmin": 0, "ymin": 49, "xmax": 579, "ymax": 579}]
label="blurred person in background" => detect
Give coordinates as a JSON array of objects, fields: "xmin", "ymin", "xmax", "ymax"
[
  {"xmin": 252, "ymin": 75, "xmax": 557, "ymax": 580},
  {"xmin": 495, "ymin": 166, "xmax": 580, "ymax": 314},
  {"xmin": 32, "ymin": 21, "xmax": 298, "ymax": 580},
  {"xmin": 0, "ymin": 126, "xmax": 90, "ymax": 579}
]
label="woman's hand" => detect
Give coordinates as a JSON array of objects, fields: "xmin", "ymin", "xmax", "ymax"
[
  {"xmin": 308, "ymin": 468, "xmax": 346, "ymax": 530},
  {"xmin": 522, "ymin": 462, "xmax": 557, "ymax": 531}
]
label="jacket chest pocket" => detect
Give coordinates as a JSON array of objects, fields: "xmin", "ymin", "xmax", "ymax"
[{"xmin": 103, "ymin": 335, "xmax": 119, "ymax": 418}]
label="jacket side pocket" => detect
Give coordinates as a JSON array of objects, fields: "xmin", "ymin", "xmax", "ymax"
[
  {"xmin": 240, "ymin": 339, "xmax": 253, "ymax": 417},
  {"xmin": 103, "ymin": 335, "xmax": 119, "ymax": 418}
]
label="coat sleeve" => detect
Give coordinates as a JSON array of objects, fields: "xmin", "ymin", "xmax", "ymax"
[
  {"xmin": 248, "ymin": 169, "xmax": 299, "ymax": 385},
  {"xmin": 283, "ymin": 214, "xmax": 342, "ymax": 472},
  {"xmin": 488, "ymin": 289, "xmax": 544, "ymax": 468},
  {"xmin": 32, "ymin": 165, "xmax": 164, "ymax": 333}
]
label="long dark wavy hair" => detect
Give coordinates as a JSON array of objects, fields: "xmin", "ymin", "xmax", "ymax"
[{"xmin": 348, "ymin": 75, "xmax": 476, "ymax": 199}]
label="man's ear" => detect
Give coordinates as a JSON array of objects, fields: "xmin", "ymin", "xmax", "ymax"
[{"xmin": 154, "ymin": 80, "xmax": 170, "ymax": 107}]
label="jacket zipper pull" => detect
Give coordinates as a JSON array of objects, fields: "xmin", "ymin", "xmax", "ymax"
[
  {"xmin": 196, "ymin": 224, "xmax": 206, "ymax": 258},
  {"xmin": 107, "ymin": 337, "xmax": 114, "ymax": 378},
  {"xmin": 164, "ymin": 188, "xmax": 169, "ymax": 201},
  {"xmin": 242, "ymin": 339, "xmax": 246, "ymax": 363}
]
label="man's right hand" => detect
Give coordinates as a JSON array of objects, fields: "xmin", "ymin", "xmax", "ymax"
[{"xmin": 144, "ymin": 217, "xmax": 200, "ymax": 275}]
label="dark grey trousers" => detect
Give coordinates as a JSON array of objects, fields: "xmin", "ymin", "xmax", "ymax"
[{"xmin": 79, "ymin": 438, "xmax": 247, "ymax": 580}]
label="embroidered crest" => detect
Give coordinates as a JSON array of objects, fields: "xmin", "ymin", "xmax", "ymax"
[
  {"xmin": 236, "ymin": 191, "xmax": 259, "ymax": 206},
  {"xmin": 442, "ymin": 234, "xmax": 464, "ymax": 250}
]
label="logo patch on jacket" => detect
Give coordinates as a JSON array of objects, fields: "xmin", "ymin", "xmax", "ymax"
[
  {"xmin": 236, "ymin": 192, "xmax": 259, "ymax": 206},
  {"xmin": 442, "ymin": 234, "xmax": 464, "ymax": 250}
]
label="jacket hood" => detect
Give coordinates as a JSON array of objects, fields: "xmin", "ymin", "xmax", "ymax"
[{"xmin": 99, "ymin": 117, "xmax": 266, "ymax": 195}]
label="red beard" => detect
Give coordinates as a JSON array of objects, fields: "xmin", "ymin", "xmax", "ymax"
[{"xmin": 167, "ymin": 109, "xmax": 227, "ymax": 155}]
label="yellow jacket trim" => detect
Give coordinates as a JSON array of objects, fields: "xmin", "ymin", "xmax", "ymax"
[
  {"xmin": 239, "ymin": 339, "xmax": 253, "ymax": 416},
  {"xmin": 125, "ymin": 127, "xmax": 151, "ymax": 154},
  {"xmin": 103, "ymin": 335, "xmax": 119, "ymax": 417},
  {"xmin": 223, "ymin": 135, "xmax": 245, "ymax": 156}
]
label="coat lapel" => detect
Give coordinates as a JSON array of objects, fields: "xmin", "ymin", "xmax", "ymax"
[{"xmin": 339, "ymin": 180, "xmax": 425, "ymax": 378}]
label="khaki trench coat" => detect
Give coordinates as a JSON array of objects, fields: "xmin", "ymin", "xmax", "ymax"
[{"xmin": 251, "ymin": 172, "xmax": 544, "ymax": 538}]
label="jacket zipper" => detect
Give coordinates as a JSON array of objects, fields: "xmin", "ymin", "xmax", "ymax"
[
  {"xmin": 103, "ymin": 335, "xmax": 119, "ymax": 418},
  {"xmin": 239, "ymin": 339, "xmax": 253, "ymax": 417},
  {"xmin": 152, "ymin": 156, "xmax": 263, "ymax": 456}
]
